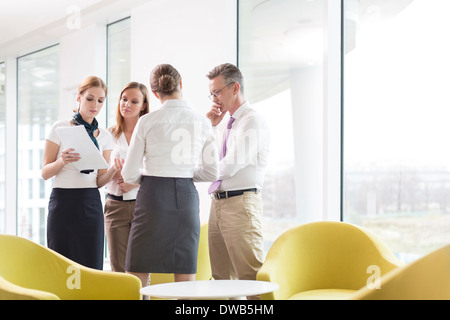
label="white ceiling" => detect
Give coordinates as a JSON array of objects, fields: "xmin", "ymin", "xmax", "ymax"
[
  {"xmin": 0, "ymin": 0, "xmax": 414, "ymax": 56},
  {"xmin": 0, "ymin": 0, "xmax": 152, "ymax": 56},
  {"xmin": 0, "ymin": 0, "xmax": 103, "ymax": 47}
]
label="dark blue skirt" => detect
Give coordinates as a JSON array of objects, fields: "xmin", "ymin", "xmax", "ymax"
[
  {"xmin": 47, "ymin": 188, "xmax": 104, "ymax": 270},
  {"xmin": 125, "ymin": 176, "xmax": 200, "ymax": 274}
]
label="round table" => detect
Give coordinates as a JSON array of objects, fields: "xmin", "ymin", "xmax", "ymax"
[{"xmin": 140, "ymin": 280, "xmax": 279, "ymax": 300}]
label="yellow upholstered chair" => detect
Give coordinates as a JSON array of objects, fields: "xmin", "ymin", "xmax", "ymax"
[
  {"xmin": 351, "ymin": 244, "xmax": 450, "ymax": 300},
  {"xmin": 0, "ymin": 274, "xmax": 59, "ymax": 300},
  {"xmin": 149, "ymin": 223, "xmax": 211, "ymax": 285},
  {"xmin": 0, "ymin": 234, "xmax": 141, "ymax": 300},
  {"xmin": 257, "ymin": 221, "xmax": 402, "ymax": 300}
]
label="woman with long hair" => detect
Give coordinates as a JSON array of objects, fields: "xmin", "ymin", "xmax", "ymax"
[{"xmin": 104, "ymin": 82, "xmax": 150, "ymax": 272}]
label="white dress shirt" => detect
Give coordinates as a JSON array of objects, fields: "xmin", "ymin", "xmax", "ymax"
[
  {"xmin": 122, "ymin": 99, "xmax": 219, "ymax": 184},
  {"xmin": 105, "ymin": 132, "xmax": 139, "ymax": 200},
  {"xmin": 215, "ymin": 102, "xmax": 270, "ymax": 191},
  {"xmin": 46, "ymin": 120, "xmax": 114, "ymax": 189}
]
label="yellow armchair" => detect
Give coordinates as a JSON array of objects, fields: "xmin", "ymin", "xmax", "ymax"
[
  {"xmin": 257, "ymin": 221, "xmax": 402, "ymax": 300},
  {"xmin": 150, "ymin": 223, "xmax": 211, "ymax": 285},
  {"xmin": 0, "ymin": 274, "xmax": 59, "ymax": 300},
  {"xmin": 351, "ymin": 244, "xmax": 450, "ymax": 300},
  {"xmin": 0, "ymin": 235, "xmax": 141, "ymax": 300}
]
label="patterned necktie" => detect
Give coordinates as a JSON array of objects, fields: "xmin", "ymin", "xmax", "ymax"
[{"xmin": 208, "ymin": 117, "xmax": 235, "ymax": 194}]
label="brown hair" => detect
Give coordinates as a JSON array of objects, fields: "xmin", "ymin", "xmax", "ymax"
[
  {"xmin": 111, "ymin": 82, "xmax": 150, "ymax": 139},
  {"xmin": 78, "ymin": 76, "xmax": 108, "ymax": 96},
  {"xmin": 74, "ymin": 76, "xmax": 108, "ymax": 112},
  {"xmin": 150, "ymin": 64, "xmax": 181, "ymax": 97},
  {"xmin": 207, "ymin": 63, "xmax": 244, "ymax": 95}
]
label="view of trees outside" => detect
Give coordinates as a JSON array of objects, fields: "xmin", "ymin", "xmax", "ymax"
[{"xmin": 344, "ymin": 0, "xmax": 450, "ymax": 261}]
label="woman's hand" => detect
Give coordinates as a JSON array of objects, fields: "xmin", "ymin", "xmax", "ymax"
[
  {"xmin": 60, "ymin": 148, "xmax": 80, "ymax": 164},
  {"xmin": 42, "ymin": 140, "xmax": 72, "ymax": 181},
  {"xmin": 114, "ymin": 158, "xmax": 125, "ymax": 173},
  {"xmin": 111, "ymin": 158, "xmax": 124, "ymax": 181},
  {"xmin": 97, "ymin": 153, "xmax": 123, "ymax": 188},
  {"xmin": 118, "ymin": 182, "xmax": 138, "ymax": 194}
]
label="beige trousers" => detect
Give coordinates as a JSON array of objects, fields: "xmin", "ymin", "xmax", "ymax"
[
  {"xmin": 208, "ymin": 191, "xmax": 264, "ymax": 299},
  {"xmin": 104, "ymin": 198, "xmax": 135, "ymax": 272}
]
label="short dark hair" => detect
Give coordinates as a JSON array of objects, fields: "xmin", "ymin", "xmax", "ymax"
[{"xmin": 207, "ymin": 63, "xmax": 244, "ymax": 95}]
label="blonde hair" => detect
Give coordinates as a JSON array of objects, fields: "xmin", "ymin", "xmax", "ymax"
[
  {"xmin": 78, "ymin": 76, "xmax": 107, "ymax": 96},
  {"xmin": 110, "ymin": 82, "xmax": 150, "ymax": 139}
]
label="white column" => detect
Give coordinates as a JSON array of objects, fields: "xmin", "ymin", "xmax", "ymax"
[
  {"xmin": 291, "ymin": 66, "xmax": 324, "ymax": 224},
  {"xmin": 291, "ymin": 0, "xmax": 342, "ymax": 224}
]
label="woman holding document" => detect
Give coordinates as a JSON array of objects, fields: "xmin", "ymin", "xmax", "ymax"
[{"xmin": 42, "ymin": 76, "xmax": 119, "ymax": 270}]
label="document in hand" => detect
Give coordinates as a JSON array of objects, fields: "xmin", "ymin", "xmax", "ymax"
[{"xmin": 55, "ymin": 125, "xmax": 108, "ymax": 171}]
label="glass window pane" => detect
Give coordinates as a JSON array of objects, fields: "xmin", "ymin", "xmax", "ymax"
[
  {"xmin": 107, "ymin": 18, "xmax": 131, "ymax": 127},
  {"xmin": 239, "ymin": 0, "xmax": 324, "ymax": 248},
  {"xmin": 0, "ymin": 62, "xmax": 5, "ymax": 233},
  {"xmin": 343, "ymin": 0, "xmax": 450, "ymax": 262},
  {"xmin": 17, "ymin": 45, "xmax": 59, "ymax": 245}
]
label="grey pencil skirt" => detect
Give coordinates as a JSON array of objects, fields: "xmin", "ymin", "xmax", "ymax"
[{"xmin": 125, "ymin": 176, "xmax": 200, "ymax": 274}]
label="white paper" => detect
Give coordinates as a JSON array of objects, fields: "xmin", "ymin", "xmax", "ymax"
[{"xmin": 55, "ymin": 125, "xmax": 108, "ymax": 171}]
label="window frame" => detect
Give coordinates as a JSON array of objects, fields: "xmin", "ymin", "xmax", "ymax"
[
  {"xmin": 106, "ymin": 16, "xmax": 131, "ymax": 128},
  {"xmin": 0, "ymin": 61, "xmax": 5, "ymax": 233}
]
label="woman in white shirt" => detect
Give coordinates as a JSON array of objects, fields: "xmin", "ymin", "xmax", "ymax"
[
  {"xmin": 121, "ymin": 64, "xmax": 219, "ymax": 286},
  {"xmin": 104, "ymin": 82, "xmax": 150, "ymax": 272},
  {"xmin": 42, "ymin": 76, "xmax": 119, "ymax": 270}
]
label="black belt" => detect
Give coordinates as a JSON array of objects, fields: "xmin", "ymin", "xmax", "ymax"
[
  {"xmin": 107, "ymin": 194, "xmax": 135, "ymax": 202},
  {"xmin": 211, "ymin": 188, "xmax": 258, "ymax": 200}
]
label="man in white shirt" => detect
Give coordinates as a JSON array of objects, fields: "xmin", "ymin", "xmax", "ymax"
[{"xmin": 206, "ymin": 63, "xmax": 270, "ymax": 299}]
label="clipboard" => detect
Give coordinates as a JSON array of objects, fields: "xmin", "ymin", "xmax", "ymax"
[{"xmin": 55, "ymin": 125, "xmax": 109, "ymax": 171}]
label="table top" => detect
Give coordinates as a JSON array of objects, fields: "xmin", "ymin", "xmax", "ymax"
[{"xmin": 140, "ymin": 280, "xmax": 279, "ymax": 300}]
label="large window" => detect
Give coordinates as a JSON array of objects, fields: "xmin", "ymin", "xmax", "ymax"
[
  {"xmin": 343, "ymin": 0, "xmax": 450, "ymax": 261},
  {"xmin": 106, "ymin": 17, "xmax": 131, "ymax": 127},
  {"xmin": 0, "ymin": 62, "xmax": 5, "ymax": 233},
  {"xmin": 239, "ymin": 0, "xmax": 325, "ymax": 247},
  {"xmin": 17, "ymin": 45, "xmax": 60, "ymax": 245}
]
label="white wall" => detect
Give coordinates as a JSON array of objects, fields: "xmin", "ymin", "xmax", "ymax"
[
  {"xmin": 50, "ymin": 0, "xmax": 237, "ymax": 128},
  {"xmin": 55, "ymin": 0, "xmax": 236, "ymax": 150},
  {"xmin": 130, "ymin": 0, "xmax": 237, "ymax": 113},
  {"xmin": 59, "ymin": 24, "xmax": 107, "ymax": 123},
  {"xmin": 130, "ymin": 0, "xmax": 237, "ymax": 222},
  {"xmin": 48, "ymin": 0, "xmax": 235, "ymax": 224},
  {"xmin": 2, "ymin": 0, "xmax": 237, "ymax": 232}
]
